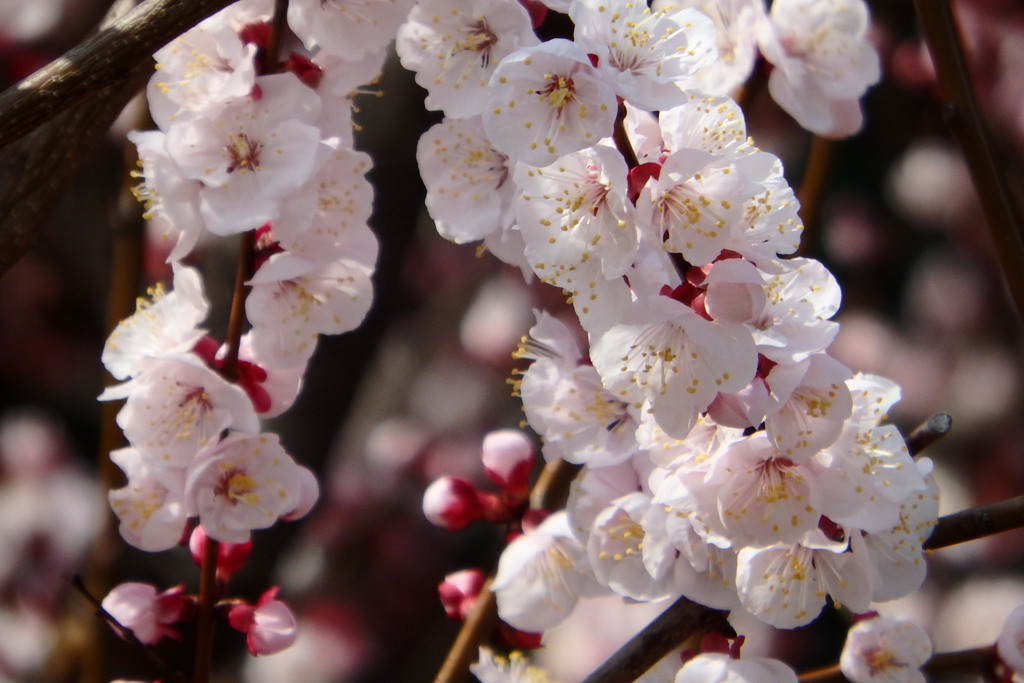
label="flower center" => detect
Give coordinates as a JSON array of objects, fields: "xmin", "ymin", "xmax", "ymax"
[
  {"xmin": 536, "ymin": 74, "xmax": 576, "ymax": 113},
  {"xmin": 217, "ymin": 469, "xmax": 259, "ymax": 506},
  {"xmin": 225, "ymin": 132, "xmax": 262, "ymax": 174}
]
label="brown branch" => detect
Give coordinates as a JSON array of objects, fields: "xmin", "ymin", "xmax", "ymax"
[
  {"xmin": 925, "ymin": 494, "xmax": 1024, "ymax": 550},
  {"xmin": 433, "ymin": 577, "xmax": 500, "ymax": 683},
  {"xmin": 911, "ymin": 0, "xmax": 1024, "ymax": 322},
  {"xmin": 797, "ymin": 645, "xmax": 997, "ymax": 682},
  {"xmin": 192, "ymin": 537, "xmax": 220, "ymax": 683},
  {"xmin": 581, "ymin": 598, "xmax": 732, "ymax": 683},
  {"xmin": 529, "ymin": 459, "xmax": 581, "ymax": 512},
  {"xmin": 0, "ymin": 0, "xmax": 237, "ymax": 150},
  {"xmin": 0, "ymin": 0, "xmax": 237, "ymax": 276},
  {"xmin": 796, "ymin": 136, "xmax": 837, "ymax": 256}
]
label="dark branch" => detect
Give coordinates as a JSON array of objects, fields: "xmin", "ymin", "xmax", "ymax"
[
  {"xmin": 580, "ymin": 598, "xmax": 732, "ymax": 683},
  {"xmin": 906, "ymin": 412, "xmax": 952, "ymax": 456},
  {"xmin": 0, "ymin": 0, "xmax": 238, "ymax": 276},
  {"xmin": 925, "ymin": 494, "xmax": 1024, "ymax": 550},
  {"xmin": 911, "ymin": 0, "xmax": 1024, "ymax": 322},
  {"xmin": 0, "ymin": 0, "xmax": 238, "ymax": 149}
]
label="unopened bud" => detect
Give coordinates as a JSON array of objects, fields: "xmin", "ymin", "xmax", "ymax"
[
  {"xmin": 481, "ymin": 430, "xmax": 535, "ymax": 499},
  {"xmin": 438, "ymin": 569, "xmax": 485, "ymax": 621},
  {"xmin": 189, "ymin": 525, "xmax": 252, "ymax": 584},
  {"xmin": 423, "ymin": 476, "xmax": 483, "ymax": 530}
]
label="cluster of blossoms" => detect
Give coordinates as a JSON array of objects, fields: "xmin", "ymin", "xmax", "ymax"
[
  {"xmin": 90, "ymin": 0, "xmax": 944, "ymax": 676},
  {"xmin": 404, "ymin": 0, "xmax": 939, "ymax": 679},
  {"xmin": 98, "ymin": 0, "xmax": 401, "ymax": 658}
]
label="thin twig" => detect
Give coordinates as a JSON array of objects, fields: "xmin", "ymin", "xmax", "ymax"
[
  {"xmin": 796, "ymin": 136, "xmax": 836, "ymax": 256},
  {"xmin": 911, "ymin": 0, "xmax": 1024, "ymax": 321},
  {"xmin": 906, "ymin": 412, "xmax": 952, "ymax": 456},
  {"xmin": 0, "ymin": 0, "xmax": 238, "ymax": 150},
  {"xmin": 67, "ymin": 574, "xmax": 184, "ymax": 682},
  {"xmin": 192, "ymin": 538, "xmax": 220, "ymax": 683},
  {"xmin": 925, "ymin": 494, "xmax": 1024, "ymax": 550}
]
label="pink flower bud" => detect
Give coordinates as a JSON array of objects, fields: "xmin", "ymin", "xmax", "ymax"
[
  {"xmin": 228, "ymin": 587, "xmax": 297, "ymax": 656},
  {"xmin": 422, "ymin": 476, "xmax": 483, "ymax": 530},
  {"xmin": 480, "ymin": 430, "xmax": 535, "ymax": 499},
  {"xmin": 438, "ymin": 569, "xmax": 485, "ymax": 621},
  {"xmin": 189, "ymin": 525, "xmax": 252, "ymax": 584},
  {"xmin": 102, "ymin": 582, "xmax": 194, "ymax": 645}
]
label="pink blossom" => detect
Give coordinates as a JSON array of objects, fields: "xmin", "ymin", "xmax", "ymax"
[
  {"xmin": 185, "ymin": 433, "xmax": 302, "ymax": 543},
  {"xmin": 228, "ymin": 587, "xmax": 298, "ymax": 656},
  {"xmin": 397, "ymin": 0, "xmax": 539, "ymax": 118},
  {"xmin": 102, "ymin": 582, "xmax": 193, "ymax": 645}
]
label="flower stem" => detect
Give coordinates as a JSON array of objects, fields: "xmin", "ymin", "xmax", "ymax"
[
  {"xmin": 911, "ymin": 0, "xmax": 1024, "ymax": 321},
  {"xmin": 796, "ymin": 135, "xmax": 837, "ymax": 256},
  {"xmin": 220, "ymin": 230, "xmax": 256, "ymax": 380},
  {"xmin": 192, "ymin": 537, "xmax": 220, "ymax": 683}
]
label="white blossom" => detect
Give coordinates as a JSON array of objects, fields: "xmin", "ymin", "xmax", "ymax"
[{"xmin": 483, "ymin": 39, "xmax": 617, "ymax": 167}]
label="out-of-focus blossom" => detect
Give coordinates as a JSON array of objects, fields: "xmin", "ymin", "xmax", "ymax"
[
  {"xmin": 287, "ymin": 0, "xmax": 414, "ymax": 60},
  {"xmin": 758, "ymin": 0, "xmax": 880, "ymax": 136},
  {"xmin": 471, "ymin": 646, "xmax": 559, "ymax": 683},
  {"xmin": 674, "ymin": 651, "xmax": 798, "ymax": 682},
  {"xmin": 997, "ymin": 605, "xmax": 1024, "ymax": 680},
  {"xmin": 101, "ymin": 583, "xmax": 194, "ymax": 645},
  {"xmin": 242, "ymin": 601, "xmax": 368, "ymax": 682},
  {"xmin": 229, "ymin": 587, "xmax": 298, "ymax": 656},
  {"xmin": 840, "ymin": 615, "xmax": 932, "ymax": 683}
]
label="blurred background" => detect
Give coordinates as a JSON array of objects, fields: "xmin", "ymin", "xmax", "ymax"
[{"xmin": 1, "ymin": 0, "xmax": 1023, "ymax": 681}]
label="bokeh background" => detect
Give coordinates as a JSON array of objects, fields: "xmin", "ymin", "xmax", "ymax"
[{"xmin": 1, "ymin": 0, "xmax": 1023, "ymax": 681}]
